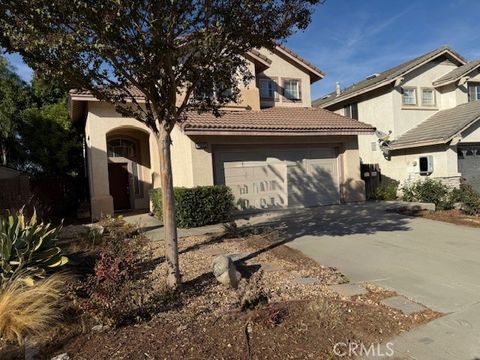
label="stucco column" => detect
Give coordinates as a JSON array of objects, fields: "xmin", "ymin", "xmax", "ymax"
[
  {"xmin": 340, "ymin": 139, "xmax": 366, "ymax": 202},
  {"xmin": 85, "ymin": 116, "xmax": 114, "ymax": 220}
]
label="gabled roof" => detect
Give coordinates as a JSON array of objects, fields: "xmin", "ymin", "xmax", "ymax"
[
  {"xmin": 433, "ymin": 59, "xmax": 480, "ymax": 87},
  {"xmin": 314, "ymin": 46, "xmax": 466, "ymax": 108},
  {"xmin": 181, "ymin": 107, "xmax": 374, "ymax": 136},
  {"xmin": 274, "ymin": 45, "xmax": 324, "ymax": 82},
  {"xmin": 391, "ymin": 101, "xmax": 480, "ymax": 150}
]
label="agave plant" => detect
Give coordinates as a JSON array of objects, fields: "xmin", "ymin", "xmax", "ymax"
[{"xmin": 0, "ymin": 209, "xmax": 68, "ymax": 287}]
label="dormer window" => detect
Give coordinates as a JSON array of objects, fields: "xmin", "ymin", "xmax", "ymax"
[
  {"xmin": 259, "ymin": 78, "xmax": 276, "ymax": 99},
  {"xmin": 402, "ymin": 87, "xmax": 417, "ymax": 105},
  {"xmin": 283, "ymin": 79, "xmax": 301, "ymax": 101},
  {"xmin": 421, "ymin": 88, "xmax": 436, "ymax": 106},
  {"xmin": 468, "ymin": 82, "xmax": 480, "ymax": 102}
]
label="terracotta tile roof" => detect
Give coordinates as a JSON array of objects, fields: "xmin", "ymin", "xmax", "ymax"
[
  {"xmin": 314, "ymin": 46, "xmax": 466, "ymax": 107},
  {"xmin": 433, "ymin": 59, "xmax": 480, "ymax": 86},
  {"xmin": 391, "ymin": 100, "xmax": 480, "ymax": 150},
  {"xmin": 182, "ymin": 107, "xmax": 374, "ymax": 135},
  {"xmin": 69, "ymin": 87, "xmax": 146, "ymax": 98}
]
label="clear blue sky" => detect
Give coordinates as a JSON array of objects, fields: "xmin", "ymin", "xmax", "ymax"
[{"xmin": 5, "ymin": 0, "xmax": 480, "ymax": 101}]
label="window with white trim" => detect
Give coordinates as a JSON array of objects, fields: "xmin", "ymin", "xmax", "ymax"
[
  {"xmin": 402, "ymin": 87, "xmax": 417, "ymax": 105},
  {"xmin": 258, "ymin": 79, "xmax": 275, "ymax": 99},
  {"xmin": 283, "ymin": 79, "xmax": 301, "ymax": 100},
  {"xmin": 421, "ymin": 88, "xmax": 435, "ymax": 106},
  {"xmin": 468, "ymin": 82, "xmax": 480, "ymax": 102}
]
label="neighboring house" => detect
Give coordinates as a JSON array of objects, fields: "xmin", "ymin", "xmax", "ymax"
[
  {"xmin": 314, "ymin": 46, "xmax": 480, "ymax": 190},
  {"xmin": 69, "ymin": 45, "xmax": 373, "ymax": 220}
]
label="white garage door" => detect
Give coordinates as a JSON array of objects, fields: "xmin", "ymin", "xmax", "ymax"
[{"xmin": 214, "ymin": 147, "xmax": 340, "ymax": 210}]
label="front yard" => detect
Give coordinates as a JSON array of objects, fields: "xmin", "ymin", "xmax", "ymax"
[{"xmin": 1, "ymin": 216, "xmax": 441, "ymax": 359}]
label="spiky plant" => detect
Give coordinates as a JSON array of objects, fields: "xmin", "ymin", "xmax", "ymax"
[
  {"xmin": 0, "ymin": 273, "xmax": 67, "ymax": 344},
  {"xmin": 0, "ymin": 209, "xmax": 68, "ymax": 287}
]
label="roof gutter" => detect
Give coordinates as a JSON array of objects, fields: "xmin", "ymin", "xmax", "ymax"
[{"xmin": 182, "ymin": 127, "xmax": 375, "ymax": 136}]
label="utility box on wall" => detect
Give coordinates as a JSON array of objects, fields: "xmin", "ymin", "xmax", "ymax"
[{"xmin": 418, "ymin": 155, "xmax": 434, "ymax": 175}]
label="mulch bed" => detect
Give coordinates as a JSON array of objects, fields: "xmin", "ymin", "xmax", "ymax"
[
  {"xmin": 1, "ymin": 226, "xmax": 442, "ymax": 359},
  {"xmin": 397, "ymin": 208, "xmax": 480, "ymax": 228}
]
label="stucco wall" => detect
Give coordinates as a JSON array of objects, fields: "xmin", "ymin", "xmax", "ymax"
[
  {"xmin": 462, "ymin": 120, "xmax": 480, "ymax": 142},
  {"xmin": 384, "ymin": 144, "xmax": 460, "ymax": 185},
  {"xmin": 85, "ymin": 102, "xmax": 161, "ymax": 219},
  {"xmin": 256, "ymin": 48, "xmax": 312, "ymax": 108},
  {"xmin": 392, "ymin": 60, "xmax": 458, "ymax": 137}
]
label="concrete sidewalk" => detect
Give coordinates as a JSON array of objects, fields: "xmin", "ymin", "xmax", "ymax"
[{"xmin": 123, "ymin": 212, "xmax": 225, "ymax": 240}]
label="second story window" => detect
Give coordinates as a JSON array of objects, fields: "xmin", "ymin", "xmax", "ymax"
[
  {"xmin": 344, "ymin": 102, "xmax": 359, "ymax": 120},
  {"xmin": 421, "ymin": 88, "xmax": 436, "ymax": 106},
  {"xmin": 283, "ymin": 79, "xmax": 301, "ymax": 101},
  {"xmin": 468, "ymin": 82, "xmax": 480, "ymax": 102},
  {"xmin": 259, "ymin": 79, "xmax": 276, "ymax": 99},
  {"xmin": 402, "ymin": 87, "xmax": 417, "ymax": 106}
]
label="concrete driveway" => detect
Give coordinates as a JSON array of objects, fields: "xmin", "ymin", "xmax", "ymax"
[{"xmin": 247, "ymin": 202, "xmax": 480, "ymax": 360}]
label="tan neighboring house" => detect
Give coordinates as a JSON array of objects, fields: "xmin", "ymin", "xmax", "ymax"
[
  {"xmin": 314, "ymin": 46, "xmax": 480, "ymax": 190},
  {"xmin": 69, "ymin": 45, "xmax": 373, "ymax": 220}
]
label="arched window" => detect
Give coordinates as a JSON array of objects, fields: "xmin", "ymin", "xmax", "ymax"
[{"xmin": 107, "ymin": 139, "xmax": 136, "ymax": 159}]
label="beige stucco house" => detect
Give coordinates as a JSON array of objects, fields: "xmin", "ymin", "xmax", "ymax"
[
  {"xmin": 69, "ymin": 45, "xmax": 373, "ymax": 220},
  {"xmin": 315, "ymin": 46, "xmax": 480, "ymax": 190}
]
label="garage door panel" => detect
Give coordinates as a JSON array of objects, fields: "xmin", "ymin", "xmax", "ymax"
[
  {"xmin": 458, "ymin": 145, "xmax": 480, "ymax": 192},
  {"xmin": 215, "ymin": 147, "xmax": 340, "ymax": 210}
]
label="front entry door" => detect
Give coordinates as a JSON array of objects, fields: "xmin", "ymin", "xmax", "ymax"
[{"xmin": 108, "ymin": 162, "xmax": 131, "ymax": 210}]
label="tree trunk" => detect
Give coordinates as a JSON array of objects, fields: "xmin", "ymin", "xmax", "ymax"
[
  {"xmin": 1, "ymin": 143, "xmax": 7, "ymax": 166},
  {"xmin": 157, "ymin": 127, "xmax": 181, "ymax": 289}
]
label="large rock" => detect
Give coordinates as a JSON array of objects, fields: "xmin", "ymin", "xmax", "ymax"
[{"xmin": 212, "ymin": 255, "xmax": 241, "ymax": 289}]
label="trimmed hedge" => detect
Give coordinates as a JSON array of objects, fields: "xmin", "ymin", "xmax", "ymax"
[{"xmin": 150, "ymin": 186, "xmax": 235, "ymax": 228}]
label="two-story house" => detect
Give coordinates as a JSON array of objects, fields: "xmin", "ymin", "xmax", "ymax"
[
  {"xmin": 314, "ymin": 46, "xmax": 480, "ymax": 191},
  {"xmin": 69, "ymin": 45, "xmax": 373, "ymax": 219}
]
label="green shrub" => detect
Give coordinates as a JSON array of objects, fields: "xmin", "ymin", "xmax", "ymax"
[
  {"xmin": 150, "ymin": 186, "xmax": 235, "ymax": 228},
  {"xmin": 374, "ymin": 181, "xmax": 398, "ymax": 200},
  {"xmin": 449, "ymin": 184, "xmax": 480, "ymax": 215},
  {"xmin": 0, "ymin": 209, "xmax": 68, "ymax": 287},
  {"xmin": 402, "ymin": 178, "xmax": 452, "ymax": 210}
]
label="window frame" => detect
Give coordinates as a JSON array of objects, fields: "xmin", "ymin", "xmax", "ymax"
[
  {"xmin": 281, "ymin": 78, "xmax": 302, "ymax": 102},
  {"xmin": 402, "ymin": 87, "xmax": 417, "ymax": 106},
  {"xmin": 344, "ymin": 102, "xmax": 359, "ymax": 120},
  {"xmin": 258, "ymin": 77, "xmax": 278, "ymax": 101},
  {"xmin": 421, "ymin": 87, "xmax": 436, "ymax": 107},
  {"xmin": 468, "ymin": 82, "xmax": 480, "ymax": 102}
]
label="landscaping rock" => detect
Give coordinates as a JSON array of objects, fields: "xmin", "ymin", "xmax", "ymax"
[
  {"xmin": 91, "ymin": 324, "xmax": 107, "ymax": 332},
  {"xmin": 212, "ymin": 255, "xmax": 241, "ymax": 289},
  {"xmin": 384, "ymin": 201, "xmax": 435, "ymax": 212},
  {"xmin": 454, "ymin": 202, "xmax": 464, "ymax": 210},
  {"xmin": 59, "ymin": 224, "xmax": 89, "ymax": 239},
  {"xmin": 291, "ymin": 277, "xmax": 321, "ymax": 285},
  {"xmin": 227, "ymin": 253, "xmax": 247, "ymax": 262},
  {"xmin": 381, "ymin": 295, "xmax": 427, "ymax": 315},
  {"xmin": 328, "ymin": 283, "xmax": 368, "ymax": 297},
  {"xmin": 51, "ymin": 353, "xmax": 70, "ymax": 360}
]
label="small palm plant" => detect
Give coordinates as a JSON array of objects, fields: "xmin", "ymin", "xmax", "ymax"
[{"xmin": 0, "ymin": 209, "xmax": 68, "ymax": 287}]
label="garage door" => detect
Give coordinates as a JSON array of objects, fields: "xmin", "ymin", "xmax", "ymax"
[
  {"xmin": 458, "ymin": 145, "xmax": 480, "ymax": 192},
  {"xmin": 214, "ymin": 147, "xmax": 340, "ymax": 210}
]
